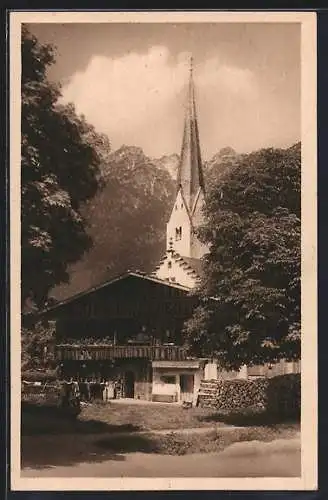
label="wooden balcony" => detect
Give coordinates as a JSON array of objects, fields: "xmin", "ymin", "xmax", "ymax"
[{"xmin": 55, "ymin": 344, "xmax": 189, "ymax": 362}]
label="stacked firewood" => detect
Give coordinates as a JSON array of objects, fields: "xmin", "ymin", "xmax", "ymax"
[
  {"xmin": 197, "ymin": 380, "xmax": 221, "ymax": 408},
  {"xmin": 197, "ymin": 378, "xmax": 269, "ymax": 411}
]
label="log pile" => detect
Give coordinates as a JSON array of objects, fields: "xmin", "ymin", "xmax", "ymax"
[
  {"xmin": 197, "ymin": 380, "xmax": 221, "ymax": 408},
  {"xmin": 197, "ymin": 378, "xmax": 269, "ymax": 411}
]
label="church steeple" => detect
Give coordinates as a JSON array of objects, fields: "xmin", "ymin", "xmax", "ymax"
[
  {"xmin": 177, "ymin": 56, "xmax": 205, "ymax": 213},
  {"xmin": 162, "ymin": 56, "xmax": 208, "ymax": 260},
  {"xmin": 153, "ymin": 56, "xmax": 208, "ymax": 286}
]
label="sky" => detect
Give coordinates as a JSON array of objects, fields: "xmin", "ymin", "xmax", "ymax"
[{"xmin": 27, "ymin": 22, "xmax": 301, "ymax": 160}]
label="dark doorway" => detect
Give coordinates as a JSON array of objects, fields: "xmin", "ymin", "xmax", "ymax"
[
  {"xmin": 125, "ymin": 371, "xmax": 135, "ymax": 398},
  {"xmin": 179, "ymin": 374, "xmax": 194, "ymax": 402}
]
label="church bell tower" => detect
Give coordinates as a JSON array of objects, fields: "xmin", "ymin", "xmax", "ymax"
[
  {"xmin": 166, "ymin": 56, "xmax": 207, "ymax": 260},
  {"xmin": 154, "ymin": 57, "xmax": 208, "ymax": 289}
]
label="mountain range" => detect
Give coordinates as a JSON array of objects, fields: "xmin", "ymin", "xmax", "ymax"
[{"xmin": 50, "ymin": 145, "xmax": 239, "ymax": 301}]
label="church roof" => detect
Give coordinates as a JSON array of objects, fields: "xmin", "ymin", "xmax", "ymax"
[
  {"xmin": 176, "ymin": 57, "xmax": 205, "ymax": 213},
  {"xmin": 153, "ymin": 250, "xmax": 203, "ymax": 283},
  {"xmin": 180, "ymin": 256, "xmax": 204, "ymax": 278}
]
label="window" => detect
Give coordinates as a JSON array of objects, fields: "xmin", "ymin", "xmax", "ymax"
[
  {"xmin": 175, "ymin": 226, "xmax": 182, "ymax": 241},
  {"xmin": 160, "ymin": 375, "xmax": 176, "ymax": 384}
]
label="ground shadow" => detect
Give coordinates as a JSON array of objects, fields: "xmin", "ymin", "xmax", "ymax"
[
  {"xmin": 197, "ymin": 409, "xmax": 300, "ymax": 427},
  {"xmin": 21, "ymin": 402, "xmax": 142, "ymax": 435},
  {"xmin": 21, "ymin": 438, "xmax": 127, "ymax": 470},
  {"xmin": 95, "ymin": 434, "xmax": 160, "ymax": 454},
  {"xmin": 21, "ymin": 431, "xmax": 159, "ymax": 470},
  {"xmin": 21, "ymin": 402, "xmax": 159, "ymax": 470}
]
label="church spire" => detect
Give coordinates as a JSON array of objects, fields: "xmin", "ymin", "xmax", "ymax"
[
  {"xmin": 157, "ymin": 55, "xmax": 208, "ymax": 263},
  {"xmin": 177, "ymin": 55, "xmax": 205, "ymax": 213}
]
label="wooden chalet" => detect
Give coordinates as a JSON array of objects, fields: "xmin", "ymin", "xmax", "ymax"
[{"xmin": 44, "ymin": 271, "xmax": 207, "ymax": 403}]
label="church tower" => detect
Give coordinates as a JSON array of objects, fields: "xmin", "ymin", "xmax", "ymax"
[
  {"xmin": 166, "ymin": 56, "xmax": 207, "ymax": 259},
  {"xmin": 154, "ymin": 57, "xmax": 208, "ymax": 289}
]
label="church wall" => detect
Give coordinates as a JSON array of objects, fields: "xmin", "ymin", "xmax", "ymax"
[
  {"xmin": 155, "ymin": 255, "xmax": 198, "ymax": 288},
  {"xmin": 190, "ymin": 190, "xmax": 209, "ymax": 259},
  {"xmin": 190, "ymin": 236, "xmax": 208, "ymax": 260},
  {"xmin": 166, "ymin": 190, "xmax": 191, "ymax": 256}
]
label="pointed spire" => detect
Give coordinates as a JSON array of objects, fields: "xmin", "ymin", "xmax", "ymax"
[{"xmin": 177, "ymin": 55, "xmax": 205, "ymax": 212}]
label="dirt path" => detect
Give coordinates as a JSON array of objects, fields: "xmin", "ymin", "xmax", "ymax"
[
  {"xmin": 88, "ymin": 425, "xmax": 246, "ymax": 438},
  {"xmin": 21, "ymin": 436, "xmax": 301, "ymax": 478}
]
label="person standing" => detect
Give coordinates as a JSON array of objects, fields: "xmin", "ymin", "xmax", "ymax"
[
  {"xmin": 60, "ymin": 380, "xmax": 69, "ymax": 408},
  {"xmin": 103, "ymin": 380, "xmax": 110, "ymax": 402}
]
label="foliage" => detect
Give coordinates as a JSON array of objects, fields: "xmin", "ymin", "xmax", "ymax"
[
  {"xmin": 21, "ymin": 26, "xmax": 103, "ymax": 307},
  {"xmin": 184, "ymin": 144, "xmax": 301, "ymax": 368},
  {"xmin": 21, "ymin": 321, "xmax": 57, "ymax": 371},
  {"xmin": 56, "ymin": 336, "xmax": 115, "ymax": 346},
  {"xmin": 155, "ymin": 432, "xmax": 193, "ymax": 455},
  {"xmin": 267, "ymin": 373, "xmax": 301, "ymax": 419},
  {"xmin": 204, "ymin": 146, "xmax": 240, "ymax": 185},
  {"xmin": 21, "ymin": 370, "xmax": 59, "ymax": 383}
]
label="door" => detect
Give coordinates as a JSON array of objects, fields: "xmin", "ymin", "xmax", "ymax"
[
  {"xmin": 179, "ymin": 374, "xmax": 194, "ymax": 402},
  {"xmin": 125, "ymin": 371, "xmax": 135, "ymax": 398}
]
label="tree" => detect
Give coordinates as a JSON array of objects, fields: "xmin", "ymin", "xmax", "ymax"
[
  {"xmin": 21, "ymin": 321, "xmax": 56, "ymax": 372},
  {"xmin": 21, "ymin": 26, "xmax": 103, "ymax": 307},
  {"xmin": 184, "ymin": 143, "xmax": 301, "ymax": 370}
]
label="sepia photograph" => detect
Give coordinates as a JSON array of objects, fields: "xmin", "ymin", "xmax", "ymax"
[{"xmin": 10, "ymin": 11, "xmax": 317, "ymax": 491}]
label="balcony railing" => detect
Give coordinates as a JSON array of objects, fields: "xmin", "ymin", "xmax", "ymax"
[{"xmin": 56, "ymin": 344, "xmax": 189, "ymax": 362}]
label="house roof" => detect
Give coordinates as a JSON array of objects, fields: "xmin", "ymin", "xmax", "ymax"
[{"xmin": 41, "ymin": 270, "xmax": 193, "ymax": 314}]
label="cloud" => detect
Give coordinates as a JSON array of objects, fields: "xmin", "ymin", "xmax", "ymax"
[
  {"xmin": 60, "ymin": 46, "xmax": 258, "ymax": 157},
  {"xmin": 197, "ymin": 58, "xmax": 258, "ymax": 97}
]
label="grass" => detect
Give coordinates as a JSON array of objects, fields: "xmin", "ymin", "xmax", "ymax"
[
  {"xmin": 95, "ymin": 425, "xmax": 299, "ymax": 456},
  {"xmin": 21, "ymin": 425, "xmax": 300, "ymax": 469},
  {"xmin": 21, "ymin": 400, "xmax": 300, "ymax": 469},
  {"xmin": 77, "ymin": 401, "xmax": 300, "ymax": 431},
  {"xmin": 22, "ymin": 400, "xmax": 227, "ymax": 436},
  {"xmin": 22, "ymin": 399, "xmax": 300, "ymax": 436},
  {"xmin": 78, "ymin": 401, "xmax": 228, "ymax": 431}
]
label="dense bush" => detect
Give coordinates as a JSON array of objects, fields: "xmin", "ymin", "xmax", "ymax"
[
  {"xmin": 21, "ymin": 321, "xmax": 57, "ymax": 373},
  {"xmin": 21, "ymin": 390, "xmax": 60, "ymax": 406},
  {"xmin": 267, "ymin": 373, "xmax": 301, "ymax": 419},
  {"xmin": 21, "ymin": 380, "xmax": 61, "ymax": 407},
  {"xmin": 158, "ymin": 432, "xmax": 193, "ymax": 455},
  {"xmin": 21, "ymin": 369, "xmax": 59, "ymax": 383}
]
